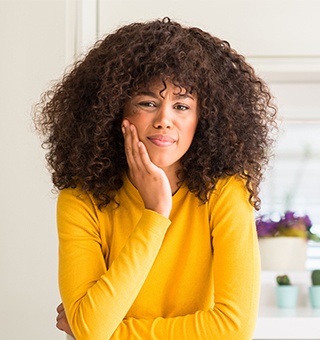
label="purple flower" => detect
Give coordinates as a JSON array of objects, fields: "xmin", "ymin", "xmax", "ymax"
[
  {"xmin": 255, "ymin": 211, "xmax": 316, "ymax": 240},
  {"xmin": 303, "ymin": 215, "xmax": 312, "ymax": 229},
  {"xmin": 256, "ymin": 217, "xmax": 278, "ymax": 237}
]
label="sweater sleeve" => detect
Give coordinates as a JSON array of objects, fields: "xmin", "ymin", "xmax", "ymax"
[
  {"xmin": 110, "ymin": 176, "xmax": 260, "ymax": 340},
  {"xmin": 57, "ymin": 188, "xmax": 171, "ymax": 340}
]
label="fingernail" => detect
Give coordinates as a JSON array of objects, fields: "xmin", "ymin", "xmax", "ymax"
[{"xmin": 122, "ymin": 121, "xmax": 127, "ymax": 134}]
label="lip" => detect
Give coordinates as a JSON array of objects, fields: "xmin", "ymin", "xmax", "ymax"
[{"xmin": 147, "ymin": 135, "xmax": 176, "ymax": 147}]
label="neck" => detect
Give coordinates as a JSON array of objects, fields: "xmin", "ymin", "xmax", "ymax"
[
  {"xmin": 126, "ymin": 167, "xmax": 180, "ymax": 196},
  {"xmin": 162, "ymin": 166, "xmax": 180, "ymax": 195}
]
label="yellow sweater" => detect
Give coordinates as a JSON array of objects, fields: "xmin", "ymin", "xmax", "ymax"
[{"xmin": 57, "ymin": 175, "xmax": 260, "ymax": 340}]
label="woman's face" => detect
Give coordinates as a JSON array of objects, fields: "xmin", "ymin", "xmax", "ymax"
[{"xmin": 123, "ymin": 80, "xmax": 199, "ymax": 173}]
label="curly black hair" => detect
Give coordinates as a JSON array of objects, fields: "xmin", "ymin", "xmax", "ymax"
[{"xmin": 34, "ymin": 17, "xmax": 277, "ymax": 210}]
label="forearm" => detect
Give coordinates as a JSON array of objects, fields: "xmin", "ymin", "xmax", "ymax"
[
  {"xmin": 111, "ymin": 292, "xmax": 259, "ymax": 340},
  {"xmin": 114, "ymin": 215, "xmax": 260, "ymax": 338},
  {"xmin": 59, "ymin": 207, "xmax": 171, "ymax": 340},
  {"xmin": 111, "ymin": 255, "xmax": 259, "ymax": 339}
]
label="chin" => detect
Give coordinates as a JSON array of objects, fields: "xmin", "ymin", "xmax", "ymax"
[
  {"xmin": 151, "ymin": 159, "xmax": 172, "ymax": 168},
  {"xmin": 149, "ymin": 156, "xmax": 179, "ymax": 171}
]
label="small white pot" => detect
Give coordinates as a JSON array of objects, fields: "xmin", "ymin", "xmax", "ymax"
[{"xmin": 259, "ymin": 237, "xmax": 307, "ymax": 271}]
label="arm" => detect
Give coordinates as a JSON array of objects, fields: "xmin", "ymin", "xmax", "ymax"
[
  {"xmin": 109, "ymin": 176, "xmax": 260, "ymax": 339},
  {"xmin": 58, "ymin": 190, "xmax": 171, "ymax": 340},
  {"xmin": 58, "ymin": 178, "xmax": 260, "ymax": 340},
  {"xmin": 58, "ymin": 120, "xmax": 172, "ymax": 339},
  {"xmin": 59, "ymin": 120, "xmax": 173, "ymax": 340}
]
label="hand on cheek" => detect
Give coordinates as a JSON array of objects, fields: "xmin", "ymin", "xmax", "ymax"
[{"xmin": 122, "ymin": 119, "xmax": 172, "ymax": 218}]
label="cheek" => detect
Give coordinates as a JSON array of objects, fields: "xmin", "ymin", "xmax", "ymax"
[
  {"xmin": 182, "ymin": 120, "xmax": 198, "ymax": 141},
  {"xmin": 123, "ymin": 105, "xmax": 138, "ymax": 118},
  {"xmin": 124, "ymin": 115, "xmax": 145, "ymax": 140},
  {"xmin": 124, "ymin": 113, "xmax": 140, "ymax": 128}
]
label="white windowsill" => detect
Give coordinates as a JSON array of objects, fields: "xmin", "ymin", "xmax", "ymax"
[
  {"xmin": 254, "ymin": 271, "xmax": 320, "ymax": 339},
  {"xmin": 254, "ymin": 307, "xmax": 320, "ymax": 339}
]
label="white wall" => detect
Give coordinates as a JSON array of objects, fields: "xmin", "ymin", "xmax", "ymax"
[
  {"xmin": 1, "ymin": 0, "xmax": 320, "ymax": 339},
  {"xmin": 98, "ymin": 0, "xmax": 320, "ymax": 57},
  {"xmin": 0, "ymin": 0, "xmax": 69, "ymax": 339}
]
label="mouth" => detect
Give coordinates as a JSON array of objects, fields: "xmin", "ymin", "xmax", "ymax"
[{"xmin": 147, "ymin": 135, "xmax": 176, "ymax": 147}]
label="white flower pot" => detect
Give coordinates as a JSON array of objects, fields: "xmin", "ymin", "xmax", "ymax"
[{"xmin": 259, "ymin": 237, "xmax": 307, "ymax": 271}]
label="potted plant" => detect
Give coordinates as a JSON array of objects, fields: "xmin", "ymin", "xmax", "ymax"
[
  {"xmin": 309, "ymin": 269, "xmax": 320, "ymax": 308},
  {"xmin": 275, "ymin": 274, "xmax": 299, "ymax": 308},
  {"xmin": 256, "ymin": 211, "xmax": 318, "ymax": 240},
  {"xmin": 256, "ymin": 211, "xmax": 319, "ymax": 270}
]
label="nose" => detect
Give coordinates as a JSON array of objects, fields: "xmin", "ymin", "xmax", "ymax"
[{"xmin": 153, "ymin": 105, "xmax": 173, "ymax": 129}]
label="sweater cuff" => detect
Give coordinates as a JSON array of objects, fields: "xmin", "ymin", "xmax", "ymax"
[{"xmin": 138, "ymin": 209, "xmax": 171, "ymax": 237}]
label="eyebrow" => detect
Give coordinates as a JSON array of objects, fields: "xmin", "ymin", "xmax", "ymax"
[{"xmin": 136, "ymin": 90, "xmax": 195, "ymax": 100}]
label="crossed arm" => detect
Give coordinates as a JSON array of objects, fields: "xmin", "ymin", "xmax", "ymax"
[{"xmin": 57, "ymin": 120, "xmax": 173, "ymax": 339}]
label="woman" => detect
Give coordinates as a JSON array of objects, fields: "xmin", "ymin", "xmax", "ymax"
[{"xmin": 35, "ymin": 17, "xmax": 277, "ymax": 339}]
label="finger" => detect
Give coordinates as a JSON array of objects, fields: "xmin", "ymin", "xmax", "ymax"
[
  {"xmin": 56, "ymin": 314, "xmax": 66, "ymax": 330},
  {"xmin": 56, "ymin": 303, "xmax": 64, "ymax": 313},
  {"xmin": 56, "ymin": 317, "xmax": 68, "ymax": 332},
  {"xmin": 137, "ymin": 141, "xmax": 156, "ymax": 174},
  {"xmin": 56, "ymin": 309, "xmax": 65, "ymax": 322},
  {"xmin": 56, "ymin": 312, "xmax": 74, "ymax": 337},
  {"xmin": 123, "ymin": 121, "xmax": 143, "ymax": 171},
  {"xmin": 129, "ymin": 124, "xmax": 145, "ymax": 170},
  {"xmin": 56, "ymin": 320, "xmax": 75, "ymax": 338},
  {"xmin": 122, "ymin": 121, "xmax": 136, "ymax": 168}
]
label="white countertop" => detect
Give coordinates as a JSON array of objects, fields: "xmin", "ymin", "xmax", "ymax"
[
  {"xmin": 254, "ymin": 307, "xmax": 320, "ymax": 339},
  {"xmin": 253, "ymin": 271, "xmax": 320, "ymax": 339}
]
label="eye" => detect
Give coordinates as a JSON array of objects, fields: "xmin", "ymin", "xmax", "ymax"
[
  {"xmin": 139, "ymin": 101, "xmax": 156, "ymax": 108},
  {"xmin": 174, "ymin": 104, "xmax": 189, "ymax": 111}
]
